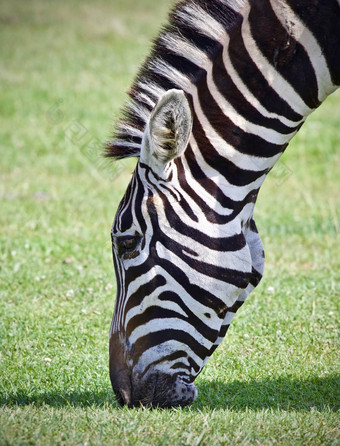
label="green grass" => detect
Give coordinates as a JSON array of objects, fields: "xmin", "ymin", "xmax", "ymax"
[{"xmin": 0, "ymin": 0, "xmax": 339, "ymax": 444}]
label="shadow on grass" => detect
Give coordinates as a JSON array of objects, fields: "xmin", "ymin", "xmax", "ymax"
[
  {"xmin": 0, "ymin": 388, "xmax": 118, "ymax": 409},
  {"xmin": 195, "ymin": 374, "xmax": 339, "ymax": 411},
  {"xmin": 1, "ymin": 375, "xmax": 338, "ymax": 411}
]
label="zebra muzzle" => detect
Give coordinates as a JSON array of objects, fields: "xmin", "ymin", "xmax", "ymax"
[
  {"xmin": 109, "ymin": 333, "xmax": 198, "ymax": 408},
  {"xmin": 111, "ymin": 370, "xmax": 198, "ymax": 409},
  {"xmin": 131, "ymin": 372, "xmax": 198, "ymax": 408}
]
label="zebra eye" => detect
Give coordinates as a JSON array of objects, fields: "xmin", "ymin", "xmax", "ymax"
[{"xmin": 117, "ymin": 236, "xmax": 140, "ymax": 258}]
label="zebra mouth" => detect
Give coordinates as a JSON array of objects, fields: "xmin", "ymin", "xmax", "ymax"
[
  {"xmin": 140, "ymin": 373, "xmax": 198, "ymax": 408},
  {"xmin": 111, "ymin": 371, "xmax": 198, "ymax": 408}
]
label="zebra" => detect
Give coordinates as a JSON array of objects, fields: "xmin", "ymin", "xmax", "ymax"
[{"xmin": 105, "ymin": 0, "xmax": 340, "ymax": 408}]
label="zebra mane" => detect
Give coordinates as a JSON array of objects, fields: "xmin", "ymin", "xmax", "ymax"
[{"xmin": 105, "ymin": 0, "xmax": 247, "ymax": 160}]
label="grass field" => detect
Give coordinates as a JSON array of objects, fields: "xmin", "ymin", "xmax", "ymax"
[{"xmin": 0, "ymin": 0, "xmax": 339, "ymax": 444}]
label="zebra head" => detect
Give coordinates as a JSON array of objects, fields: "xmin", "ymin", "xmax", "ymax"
[{"xmin": 109, "ymin": 89, "xmax": 257, "ymax": 408}]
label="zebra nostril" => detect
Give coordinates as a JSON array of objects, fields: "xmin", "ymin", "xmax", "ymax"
[
  {"xmin": 113, "ymin": 386, "xmax": 132, "ymax": 407},
  {"xmin": 120, "ymin": 388, "xmax": 132, "ymax": 406}
]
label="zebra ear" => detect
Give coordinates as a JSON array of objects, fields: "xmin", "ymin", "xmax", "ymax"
[{"xmin": 141, "ymin": 89, "xmax": 193, "ymax": 172}]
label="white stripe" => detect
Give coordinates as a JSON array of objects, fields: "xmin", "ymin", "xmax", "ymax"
[
  {"xmin": 217, "ymin": 0, "xmax": 246, "ymax": 11},
  {"xmin": 146, "ymin": 167, "xmax": 238, "ymax": 231},
  {"xmin": 144, "ymin": 160, "xmax": 258, "ymax": 238},
  {"xmin": 222, "ymin": 311, "xmax": 236, "ymax": 326},
  {"xmin": 117, "ymin": 175, "xmax": 135, "ymax": 230},
  {"xmin": 124, "ymin": 284, "xmax": 188, "ymax": 331},
  {"xmin": 111, "ymin": 253, "xmax": 125, "ymax": 333},
  {"xmin": 134, "ymin": 340, "xmax": 203, "ymax": 375},
  {"xmin": 235, "ymin": 283, "xmax": 255, "ymax": 302},
  {"xmin": 138, "ymin": 81, "xmax": 166, "ymax": 99},
  {"xmin": 189, "ymin": 136, "xmax": 267, "ymax": 201},
  {"xmin": 124, "ymin": 263, "xmax": 226, "ymax": 327},
  {"xmin": 128, "ymin": 100, "xmax": 151, "ymax": 122},
  {"xmin": 176, "ymin": 3, "xmax": 227, "ymax": 42},
  {"xmin": 117, "ymin": 123, "xmax": 144, "ymax": 138},
  {"xmin": 155, "ymin": 206, "xmax": 252, "ymax": 273},
  {"xmin": 167, "ymin": 158, "xmax": 234, "ymax": 216},
  {"xmin": 153, "ymin": 360, "xmax": 190, "ymax": 377},
  {"xmin": 135, "ymin": 91, "xmax": 156, "ymax": 108},
  {"xmin": 128, "ymin": 318, "xmax": 213, "ymax": 349},
  {"xmin": 156, "ymin": 241, "xmax": 243, "ymax": 305}
]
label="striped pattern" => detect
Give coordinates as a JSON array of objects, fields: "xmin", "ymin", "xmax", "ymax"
[{"xmin": 107, "ymin": 0, "xmax": 340, "ymax": 406}]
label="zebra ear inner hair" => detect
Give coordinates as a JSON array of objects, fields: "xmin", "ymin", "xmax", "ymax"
[{"xmin": 141, "ymin": 89, "xmax": 193, "ymax": 171}]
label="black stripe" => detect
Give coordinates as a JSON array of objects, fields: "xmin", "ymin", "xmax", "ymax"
[
  {"xmin": 143, "ymin": 165, "xmax": 199, "ymax": 223},
  {"xmin": 162, "ymin": 237, "xmax": 251, "ymax": 288},
  {"xmin": 197, "ymin": 76, "xmax": 287, "ymax": 157},
  {"xmin": 132, "ymin": 328, "xmax": 210, "ymax": 366},
  {"xmin": 126, "ymin": 299, "xmax": 218, "ymax": 344},
  {"xmin": 145, "ymin": 191, "xmax": 252, "ymax": 289},
  {"xmin": 228, "ymin": 299, "xmax": 245, "ymax": 313},
  {"xmin": 164, "ymin": 21, "xmax": 221, "ymax": 61},
  {"xmin": 141, "ymin": 350, "xmax": 197, "ymax": 377},
  {"xmin": 176, "ymin": 155, "xmax": 260, "ymax": 223},
  {"xmin": 124, "ymin": 275, "xmax": 167, "ymax": 315},
  {"xmin": 192, "ymin": 0, "xmax": 242, "ymax": 33},
  {"xmin": 152, "ymin": 44, "xmax": 203, "ymax": 85},
  {"xmin": 250, "ymin": 267, "xmax": 263, "ymax": 287},
  {"xmin": 184, "ymin": 143, "xmax": 261, "ymax": 212},
  {"xmin": 159, "ymin": 194, "xmax": 248, "ymax": 251},
  {"xmin": 286, "ymin": 0, "xmax": 340, "ymax": 85},
  {"xmin": 113, "ymin": 175, "xmax": 135, "ymax": 233},
  {"xmin": 249, "ymin": 218, "xmax": 258, "ymax": 233},
  {"xmin": 144, "ymin": 159, "xmax": 251, "ymax": 225},
  {"xmin": 158, "ymin": 291, "xmax": 219, "ymax": 342},
  {"xmin": 191, "ymin": 112, "xmax": 270, "ymax": 186},
  {"xmin": 212, "ymin": 50, "xmax": 298, "ymax": 135},
  {"xmin": 249, "ymin": 0, "xmax": 320, "ymax": 109},
  {"xmin": 112, "ymin": 252, "xmax": 122, "ymax": 311},
  {"xmin": 218, "ymin": 323, "xmax": 231, "ymax": 338},
  {"xmin": 228, "ymin": 25, "xmax": 304, "ymax": 122},
  {"xmin": 154, "ymin": 257, "xmax": 228, "ymax": 319},
  {"xmin": 159, "ymin": 182, "xmax": 200, "ymax": 223},
  {"xmin": 134, "ymin": 174, "xmax": 147, "ymax": 234}
]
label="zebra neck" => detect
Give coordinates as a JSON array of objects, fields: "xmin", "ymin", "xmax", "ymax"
[
  {"xmin": 108, "ymin": 0, "xmax": 340, "ymax": 171},
  {"xmin": 186, "ymin": 0, "xmax": 339, "ymax": 183}
]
